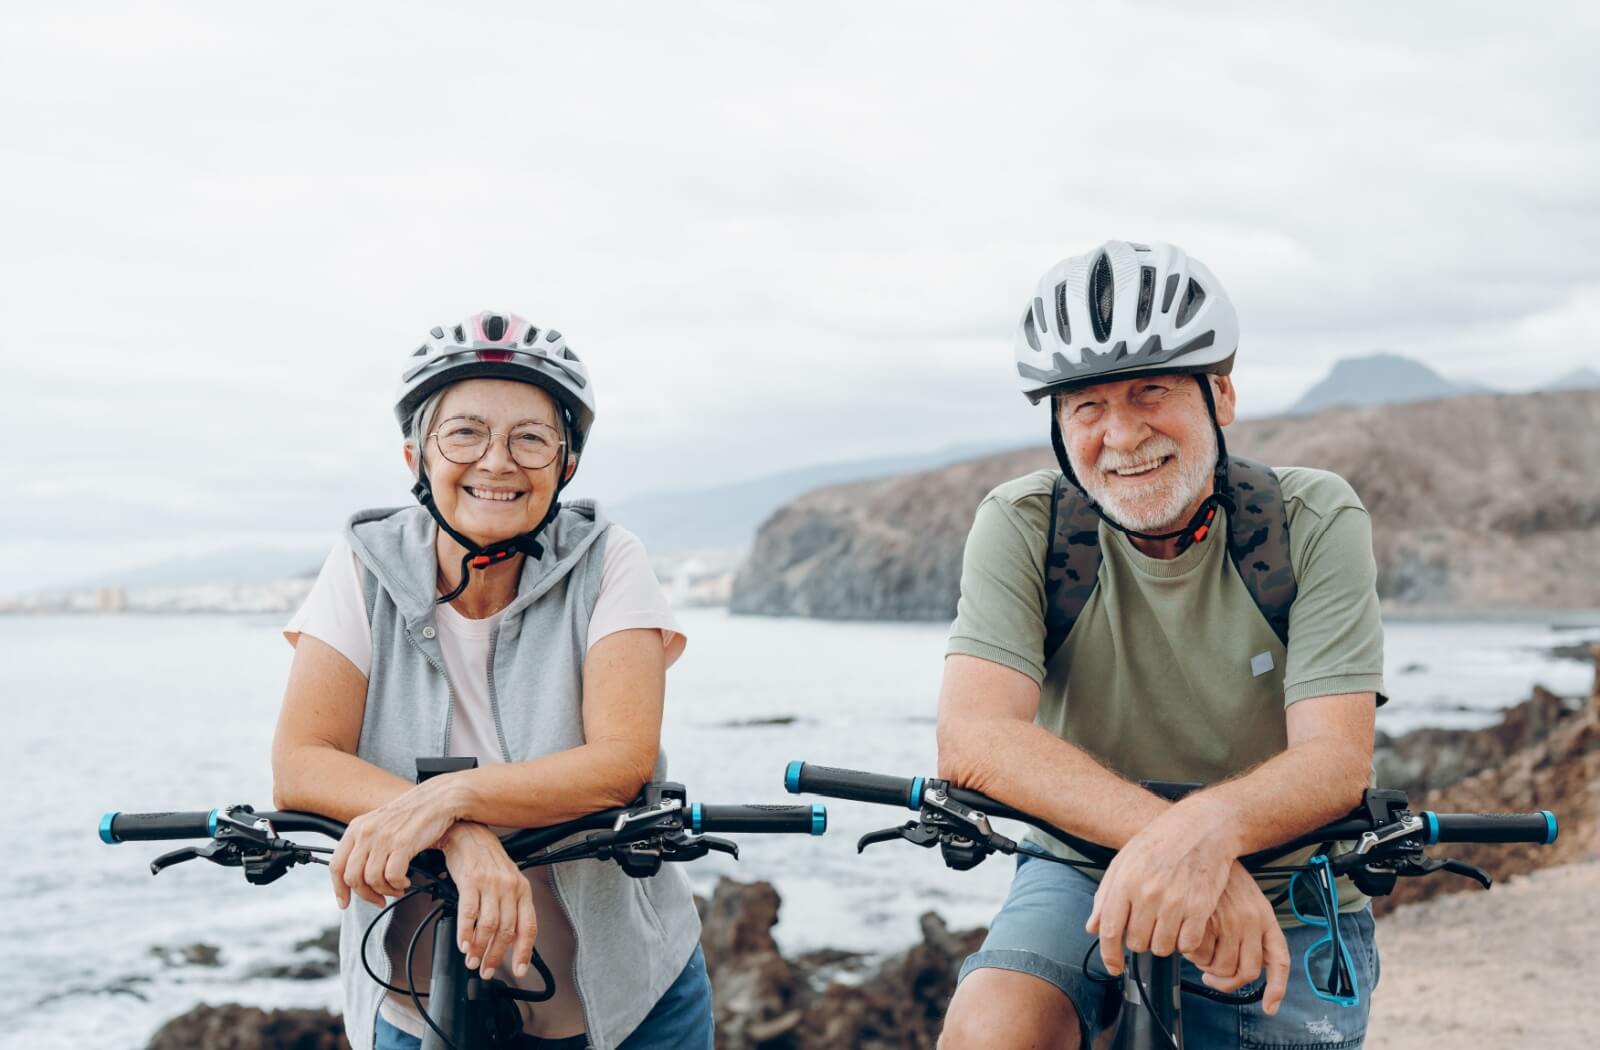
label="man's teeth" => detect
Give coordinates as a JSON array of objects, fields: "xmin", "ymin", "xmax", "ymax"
[
  {"xmin": 466, "ymin": 487, "xmax": 522, "ymax": 502},
  {"xmin": 1113, "ymin": 458, "xmax": 1166, "ymax": 477}
]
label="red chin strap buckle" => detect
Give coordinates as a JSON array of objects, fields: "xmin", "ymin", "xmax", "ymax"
[
  {"xmin": 1192, "ymin": 505, "xmax": 1217, "ymax": 544},
  {"xmin": 468, "ymin": 550, "xmax": 514, "ymax": 570}
]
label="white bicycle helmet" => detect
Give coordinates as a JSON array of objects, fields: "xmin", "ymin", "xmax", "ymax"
[
  {"xmin": 395, "ymin": 310, "xmax": 596, "ymax": 453},
  {"xmin": 1014, "ymin": 240, "xmax": 1238, "ymax": 403}
]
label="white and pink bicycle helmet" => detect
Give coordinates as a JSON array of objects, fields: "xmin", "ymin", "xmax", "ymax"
[{"xmin": 395, "ymin": 310, "xmax": 597, "ymax": 454}]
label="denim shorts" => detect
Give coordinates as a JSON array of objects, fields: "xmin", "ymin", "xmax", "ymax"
[
  {"xmin": 957, "ymin": 855, "xmax": 1381, "ymax": 1049},
  {"xmin": 374, "ymin": 944, "xmax": 713, "ymax": 1050}
]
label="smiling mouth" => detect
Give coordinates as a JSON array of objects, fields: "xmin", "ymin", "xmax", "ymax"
[
  {"xmin": 1106, "ymin": 455, "xmax": 1173, "ymax": 479},
  {"xmin": 464, "ymin": 486, "xmax": 526, "ymax": 503}
]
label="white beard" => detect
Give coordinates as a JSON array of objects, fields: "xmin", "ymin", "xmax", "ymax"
[{"xmin": 1071, "ymin": 426, "xmax": 1217, "ymax": 534}]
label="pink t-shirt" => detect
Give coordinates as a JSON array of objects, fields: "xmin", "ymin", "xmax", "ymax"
[{"xmin": 283, "ymin": 524, "xmax": 684, "ymax": 1040}]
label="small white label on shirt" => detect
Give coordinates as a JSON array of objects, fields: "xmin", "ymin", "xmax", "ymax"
[{"xmin": 1250, "ymin": 651, "xmax": 1274, "ymax": 677}]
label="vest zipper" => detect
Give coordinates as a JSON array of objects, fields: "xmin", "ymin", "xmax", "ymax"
[
  {"xmin": 549, "ymin": 866, "xmax": 597, "ymax": 1041},
  {"xmin": 486, "ymin": 624, "xmax": 594, "ymax": 1041}
]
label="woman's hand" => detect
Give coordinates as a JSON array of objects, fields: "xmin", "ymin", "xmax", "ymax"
[
  {"xmin": 439, "ymin": 822, "xmax": 538, "ymax": 981},
  {"xmin": 328, "ymin": 780, "xmax": 459, "ymax": 909}
]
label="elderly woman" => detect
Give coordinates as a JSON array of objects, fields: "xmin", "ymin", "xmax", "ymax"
[{"xmin": 273, "ymin": 311, "xmax": 708, "ymax": 1050}]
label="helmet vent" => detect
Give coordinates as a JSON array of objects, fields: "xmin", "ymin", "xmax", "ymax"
[
  {"xmin": 1161, "ymin": 273, "xmax": 1181, "ymax": 314},
  {"xmin": 429, "ymin": 326, "xmax": 446, "ymax": 340},
  {"xmin": 1089, "ymin": 253, "xmax": 1115, "ymax": 342},
  {"xmin": 482, "ymin": 314, "xmax": 507, "ymax": 341},
  {"xmin": 1054, "ymin": 282, "xmax": 1071, "ymax": 343},
  {"xmin": 1176, "ymin": 280, "xmax": 1206, "ymax": 327},
  {"xmin": 545, "ymin": 329, "xmax": 562, "ymax": 342},
  {"xmin": 1022, "ymin": 307, "xmax": 1042, "ymax": 352},
  {"xmin": 562, "ymin": 346, "xmax": 579, "ymax": 361},
  {"xmin": 1033, "ymin": 297, "xmax": 1048, "ymax": 335},
  {"xmin": 1136, "ymin": 267, "xmax": 1155, "ymax": 333},
  {"xmin": 523, "ymin": 327, "xmax": 540, "ymax": 344},
  {"xmin": 453, "ymin": 324, "xmax": 466, "ymax": 343},
  {"xmin": 412, "ymin": 344, "xmax": 429, "ymax": 357}
]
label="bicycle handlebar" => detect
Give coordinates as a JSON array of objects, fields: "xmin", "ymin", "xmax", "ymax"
[
  {"xmin": 100, "ymin": 798, "xmax": 827, "ymax": 854},
  {"xmin": 783, "ymin": 760, "xmax": 1558, "ymax": 859}
]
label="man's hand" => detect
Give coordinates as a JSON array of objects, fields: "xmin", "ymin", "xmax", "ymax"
[
  {"xmin": 1085, "ymin": 794, "xmax": 1239, "ymax": 976},
  {"xmin": 1182, "ymin": 862, "xmax": 1291, "ymax": 1015}
]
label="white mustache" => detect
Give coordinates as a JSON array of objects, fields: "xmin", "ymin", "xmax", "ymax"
[{"xmin": 1096, "ymin": 436, "xmax": 1181, "ymax": 472}]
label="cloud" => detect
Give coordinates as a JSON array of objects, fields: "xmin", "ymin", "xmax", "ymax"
[{"xmin": 2, "ymin": 2, "xmax": 1595, "ymax": 589}]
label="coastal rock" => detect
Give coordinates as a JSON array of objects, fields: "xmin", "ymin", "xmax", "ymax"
[
  {"xmin": 1372, "ymin": 686, "xmax": 1579, "ymax": 800},
  {"xmin": 145, "ymin": 1004, "xmax": 349, "ymax": 1049},
  {"xmin": 1375, "ymin": 646, "xmax": 1600, "ymax": 913},
  {"xmin": 732, "ymin": 389, "xmax": 1600, "ymax": 619},
  {"xmin": 696, "ymin": 877, "xmax": 984, "ymax": 1049}
]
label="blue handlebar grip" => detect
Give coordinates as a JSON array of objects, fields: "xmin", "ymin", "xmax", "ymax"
[
  {"xmin": 1543, "ymin": 810, "xmax": 1558, "ymax": 845},
  {"xmin": 1423, "ymin": 811, "xmax": 1439, "ymax": 845},
  {"xmin": 812, "ymin": 804, "xmax": 827, "ymax": 836},
  {"xmin": 690, "ymin": 802, "xmax": 703, "ymax": 834},
  {"xmin": 99, "ymin": 809, "xmax": 218, "ymax": 843},
  {"xmin": 784, "ymin": 761, "xmax": 802, "ymax": 794}
]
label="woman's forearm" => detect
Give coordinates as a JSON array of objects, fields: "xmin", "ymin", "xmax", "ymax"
[
  {"xmin": 271, "ymin": 742, "xmax": 418, "ymax": 823},
  {"xmin": 432, "ymin": 740, "xmax": 654, "ymax": 829}
]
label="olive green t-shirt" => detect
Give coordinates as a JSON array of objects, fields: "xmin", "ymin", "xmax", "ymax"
[{"xmin": 946, "ymin": 467, "xmax": 1386, "ymax": 920}]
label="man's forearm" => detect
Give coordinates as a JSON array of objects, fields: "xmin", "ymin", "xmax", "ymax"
[
  {"xmin": 938, "ymin": 714, "xmax": 1170, "ymax": 850},
  {"xmin": 938, "ymin": 715, "xmax": 1370, "ymax": 859},
  {"xmin": 1196, "ymin": 739, "xmax": 1371, "ymax": 857}
]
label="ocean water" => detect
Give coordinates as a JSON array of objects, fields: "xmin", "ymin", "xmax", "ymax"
[{"xmin": 4, "ymin": 609, "xmax": 1595, "ymax": 1049}]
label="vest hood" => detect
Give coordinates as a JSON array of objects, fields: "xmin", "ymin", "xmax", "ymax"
[{"xmin": 344, "ymin": 499, "xmax": 608, "ymax": 622}]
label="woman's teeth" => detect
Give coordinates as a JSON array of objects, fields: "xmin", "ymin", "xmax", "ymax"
[{"xmin": 465, "ymin": 487, "xmax": 523, "ymax": 502}]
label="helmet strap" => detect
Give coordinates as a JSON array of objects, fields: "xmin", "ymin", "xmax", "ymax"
[
  {"xmin": 411, "ymin": 442, "xmax": 572, "ymax": 606},
  {"xmin": 1047, "ymin": 375, "xmax": 1234, "ymax": 552}
]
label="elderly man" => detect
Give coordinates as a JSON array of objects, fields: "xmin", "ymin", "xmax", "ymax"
[{"xmin": 936, "ymin": 242, "xmax": 1385, "ymax": 1049}]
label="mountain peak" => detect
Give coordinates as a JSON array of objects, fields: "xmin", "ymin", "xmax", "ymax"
[{"xmin": 1289, "ymin": 352, "xmax": 1486, "ymax": 415}]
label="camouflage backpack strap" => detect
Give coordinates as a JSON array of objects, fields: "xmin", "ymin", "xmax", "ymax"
[
  {"xmin": 1043, "ymin": 473, "xmax": 1106, "ymax": 664},
  {"xmin": 1222, "ymin": 456, "xmax": 1297, "ymax": 645}
]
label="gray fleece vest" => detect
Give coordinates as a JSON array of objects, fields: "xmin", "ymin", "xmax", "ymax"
[{"xmin": 335, "ymin": 500, "xmax": 701, "ymax": 1050}]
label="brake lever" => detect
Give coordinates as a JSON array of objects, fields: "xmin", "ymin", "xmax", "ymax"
[
  {"xmin": 1393, "ymin": 854, "xmax": 1493, "ymax": 890},
  {"xmin": 661, "ymin": 833, "xmax": 739, "ymax": 863},
  {"xmin": 857, "ymin": 821, "xmax": 940, "ymax": 853},
  {"xmin": 150, "ymin": 840, "xmax": 242, "ymax": 876},
  {"xmin": 1438, "ymin": 858, "xmax": 1493, "ymax": 890}
]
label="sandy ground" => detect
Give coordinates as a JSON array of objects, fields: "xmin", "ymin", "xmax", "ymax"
[{"xmin": 1366, "ymin": 861, "xmax": 1599, "ymax": 1049}]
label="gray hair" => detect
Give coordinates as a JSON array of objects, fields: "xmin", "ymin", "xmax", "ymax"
[{"xmin": 407, "ymin": 390, "xmax": 447, "ymax": 478}]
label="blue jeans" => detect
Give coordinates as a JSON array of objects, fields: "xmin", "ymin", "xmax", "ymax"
[
  {"xmin": 374, "ymin": 944, "xmax": 714, "ymax": 1049},
  {"xmin": 958, "ymin": 855, "xmax": 1381, "ymax": 1049}
]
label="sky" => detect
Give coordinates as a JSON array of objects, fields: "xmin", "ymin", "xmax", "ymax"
[{"xmin": 3, "ymin": 2, "xmax": 1597, "ymax": 593}]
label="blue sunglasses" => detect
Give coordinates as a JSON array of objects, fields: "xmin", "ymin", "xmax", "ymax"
[{"xmin": 1288, "ymin": 854, "xmax": 1360, "ymax": 1007}]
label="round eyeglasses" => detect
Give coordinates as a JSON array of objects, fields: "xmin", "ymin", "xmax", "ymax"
[{"xmin": 430, "ymin": 418, "xmax": 565, "ymax": 470}]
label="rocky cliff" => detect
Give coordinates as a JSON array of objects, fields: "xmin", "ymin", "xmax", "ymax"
[{"xmin": 731, "ymin": 388, "xmax": 1600, "ymax": 619}]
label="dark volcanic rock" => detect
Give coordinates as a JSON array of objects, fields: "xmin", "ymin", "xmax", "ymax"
[
  {"xmin": 1373, "ymin": 686, "xmax": 1580, "ymax": 800},
  {"xmin": 150, "ymin": 942, "xmax": 224, "ymax": 968},
  {"xmin": 1375, "ymin": 645, "xmax": 1600, "ymax": 914},
  {"xmin": 790, "ymin": 913, "xmax": 985, "ymax": 1050},
  {"xmin": 145, "ymin": 1004, "xmax": 349, "ymax": 1049},
  {"xmin": 696, "ymin": 877, "xmax": 985, "ymax": 1049}
]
